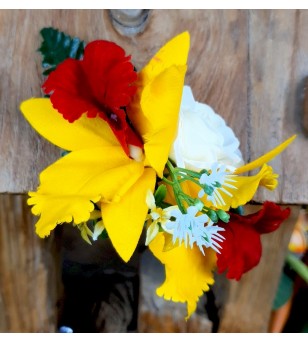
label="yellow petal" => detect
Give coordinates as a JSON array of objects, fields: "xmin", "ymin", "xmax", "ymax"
[
  {"xmin": 20, "ymin": 98, "xmax": 118, "ymax": 152},
  {"xmin": 235, "ymin": 135, "xmax": 296, "ymax": 174},
  {"xmin": 142, "ymin": 66, "xmax": 187, "ymax": 177},
  {"xmin": 149, "ymin": 233, "xmax": 217, "ymax": 319},
  {"xmin": 101, "ymin": 168, "xmax": 156, "ymax": 262},
  {"xmin": 141, "ymin": 31, "xmax": 190, "ymax": 85},
  {"xmin": 145, "ymin": 221, "xmax": 159, "ymax": 246},
  {"xmin": 128, "ymin": 32, "xmax": 190, "ymax": 177},
  {"xmin": 201, "ymin": 164, "xmax": 278, "ymax": 211},
  {"xmin": 176, "ymin": 164, "xmax": 278, "ymax": 212},
  {"xmin": 29, "ymin": 146, "xmax": 143, "ymax": 237}
]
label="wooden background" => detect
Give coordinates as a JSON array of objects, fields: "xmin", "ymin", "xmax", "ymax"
[{"xmin": 0, "ymin": 9, "xmax": 307, "ymax": 332}]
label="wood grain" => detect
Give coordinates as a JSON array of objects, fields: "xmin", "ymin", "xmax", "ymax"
[
  {"xmin": 0, "ymin": 9, "xmax": 248, "ymax": 192},
  {"xmin": 0, "ymin": 194, "xmax": 61, "ymax": 332},
  {"xmin": 303, "ymin": 77, "xmax": 308, "ymax": 134},
  {"xmin": 0, "ymin": 9, "xmax": 306, "ymax": 333},
  {"xmin": 218, "ymin": 205, "xmax": 299, "ymax": 333},
  {"xmin": 248, "ymin": 10, "xmax": 308, "ymax": 204},
  {"xmin": 3, "ymin": 9, "xmax": 307, "ymax": 203}
]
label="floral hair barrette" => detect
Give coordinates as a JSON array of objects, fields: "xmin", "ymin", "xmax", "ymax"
[{"xmin": 20, "ymin": 28, "xmax": 296, "ymax": 319}]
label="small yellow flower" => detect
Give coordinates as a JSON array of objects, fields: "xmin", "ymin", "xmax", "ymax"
[{"xmin": 145, "ymin": 190, "xmax": 177, "ymax": 245}]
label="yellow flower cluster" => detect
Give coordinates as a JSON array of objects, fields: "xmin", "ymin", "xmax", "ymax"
[{"xmin": 20, "ymin": 32, "xmax": 295, "ymax": 318}]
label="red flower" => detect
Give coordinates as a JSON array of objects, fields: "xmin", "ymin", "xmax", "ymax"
[
  {"xmin": 217, "ymin": 202, "xmax": 290, "ymax": 280},
  {"xmin": 42, "ymin": 40, "xmax": 143, "ymax": 155}
]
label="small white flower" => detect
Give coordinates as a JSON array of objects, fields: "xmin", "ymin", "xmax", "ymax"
[
  {"xmin": 145, "ymin": 190, "xmax": 177, "ymax": 245},
  {"xmin": 166, "ymin": 205, "xmax": 225, "ymax": 254},
  {"xmin": 169, "ymin": 86, "xmax": 243, "ymax": 171},
  {"xmin": 198, "ymin": 162, "xmax": 237, "ymax": 207}
]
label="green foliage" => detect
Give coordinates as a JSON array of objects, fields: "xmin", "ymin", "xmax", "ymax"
[
  {"xmin": 98, "ymin": 228, "xmax": 109, "ymax": 240},
  {"xmin": 272, "ymin": 272, "xmax": 294, "ymax": 310},
  {"xmin": 154, "ymin": 184, "xmax": 167, "ymax": 207},
  {"xmin": 38, "ymin": 27, "xmax": 85, "ymax": 76},
  {"xmin": 286, "ymin": 252, "xmax": 308, "ymax": 284}
]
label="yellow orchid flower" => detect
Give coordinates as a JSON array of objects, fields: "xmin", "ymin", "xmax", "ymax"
[
  {"xmin": 149, "ymin": 232, "xmax": 217, "ymax": 320},
  {"xmin": 150, "ymin": 135, "xmax": 296, "ymax": 318},
  {"xmin": 20, "ymin": 32, "xmax": 190, "ymax": 263},
  {"xmin": 164, "ymin": 134, "xmax": 296, "ymax": 211},
  {"xmin": 20, "ymin": 26, "xmax": 296, "ymax": 322},
  {"xmin": 200, "ymin": 135, "xmax": 296, "ymax": 210}
]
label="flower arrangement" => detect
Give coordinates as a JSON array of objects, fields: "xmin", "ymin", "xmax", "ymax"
[{"xmin": 20, "ymin": 28, "xmax": 295, "ymax": 319}]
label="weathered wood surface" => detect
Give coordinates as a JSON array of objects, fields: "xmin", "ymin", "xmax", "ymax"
[
  {"xmin": 0, "ymin": 195, "xmax": 61, "ymax": 332},
  {"xmin": 0, "ymin": 9, "xmax": 307, "ymax": 333},
  {"xmin": 218, "ymin": 205, "xmax": 299, "ymax": 333},
  {"xmin": 1, "ymin": 9, "xmax": 248, "ymax": 193},
  {"xmin": 1, "ymin": 9, "xmax": 307, "ymax": 203},
  {"xmin": 249, "ymin": 10, "xmax": 308, "ymax": 204}
]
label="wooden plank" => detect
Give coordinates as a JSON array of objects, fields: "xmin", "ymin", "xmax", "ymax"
[
  {"xmin": 0, "ymin": 9, "xmax": 248, "ymax": 192},
  {"xmin": 249, "ymin": 10, "xmax": 308, "ymax": 204},
  {"xmin": 218, "ymin": 205, "xmax": 299, "ymax": 333},
  {"xmin": 0, "ymin": 9, "xmax": 303, "ymax": 333},
  {"xmin": 0, "ymin": 10, "xmax": 61, "ymax": 193},
  {"xmin": 0, "ymin": 194, "xmax": 61, "ymax": 332},
  {"xmin": 0, "ymin": 9, "xmax": 249, "ymax": 332}
]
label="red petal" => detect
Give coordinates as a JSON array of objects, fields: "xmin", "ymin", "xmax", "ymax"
[
  {"xmin": 43, "ymin": 59, "xmax": 95, "ymax": 122},
  {"xmin": 82, "ymin": 41, "xmax": 137, "ymax": 110},
  {"xmin": 42, "ymin": 40, "xmax": 141, "ymax": 154},
  {"xmin": 217, "ymin": 202, "xmax": 291, "ymax": 280},
  {"xmin": 217, "ymin": 219, "xmax": 262, "ymax": 280},
  {"xmin": 251, "ymin": 201, "xmax": 291, "ymax": 234}
]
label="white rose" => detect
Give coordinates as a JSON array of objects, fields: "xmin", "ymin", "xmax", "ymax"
[{"xmin": 169, "ymin": 86, "xmax": 244, "ymax": 171}]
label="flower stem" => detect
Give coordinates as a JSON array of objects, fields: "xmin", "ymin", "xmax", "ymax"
[
  {"xmin": 162, "ymin": 177, "xmax": 173, "ymax": 186},
  {"xmin": 285, "ymin": 253, "xmax": 308, "ymax": 284},
  {"xmin": 165, "ymin": 160, "xmax": 187, "ymax": 213},
  {"xmin": 174, "ymin": 167, "xmax": 203, "ymax": 179}
]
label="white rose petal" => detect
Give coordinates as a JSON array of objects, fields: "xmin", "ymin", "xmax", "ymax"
[{"xmin": 169, "ymin": 86, "xmax": 244, "ymax": 171}]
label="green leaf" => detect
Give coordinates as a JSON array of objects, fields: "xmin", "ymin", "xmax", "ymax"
[
  {"xmin": 272, "ymin": 271, "xmax": 294, "ymax": 310},
  {"xmin": 154, "ymin": 184, "xmax": 167, "ymax": 206},
  {"xmin": 38, "ymin": 27, "xmax": 85, "ymax": 76},
  {"xmin": 285, "ymin": 253, "xmax": 308, "ymax": 284},
  {"xmin": 98, "ymin": 229, "xmax": 109, "ymax": 240},
  {"xmin": 160, "ymin": 201, "xmax": 172, "ymax": 209}
]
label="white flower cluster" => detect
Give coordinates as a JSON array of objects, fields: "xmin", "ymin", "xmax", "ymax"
[{"xmin": 166, "ymin": 206, "xmax": 225, "ymax": 254}]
